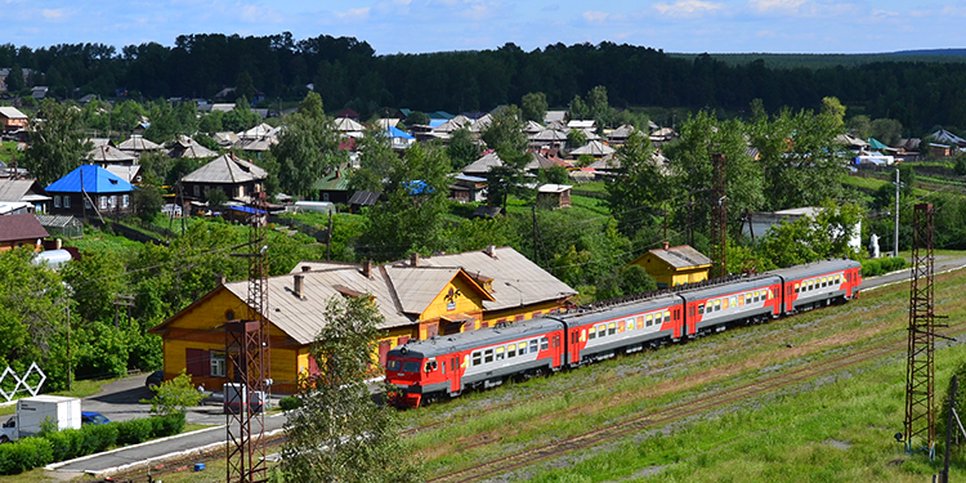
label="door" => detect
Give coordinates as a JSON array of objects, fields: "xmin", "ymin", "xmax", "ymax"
[{"xmin": 378, "ymin": 341, "xmax": 391, "ymax": 368}]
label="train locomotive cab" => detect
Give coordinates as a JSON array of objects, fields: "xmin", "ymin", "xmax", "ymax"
[{"xmin": 385, "ymin": 347, "xmax": 443, "ymax": 408}]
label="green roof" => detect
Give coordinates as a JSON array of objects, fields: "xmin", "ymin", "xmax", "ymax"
[
  {"xmin": 313, "ymin": 174, "xmax": 350, "ymax": 192},
  {"xmin": 867, "ymin": 137, "xmax": 889, "ymax": 150}
]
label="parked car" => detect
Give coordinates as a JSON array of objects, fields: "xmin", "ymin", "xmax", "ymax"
[
  {"xmin": 81, "ymin": 411, "xmax": 111, "ymax": 425},
  {"xmin": 145, "ymin": 370, "xmax": 164, "ymax": 390}
]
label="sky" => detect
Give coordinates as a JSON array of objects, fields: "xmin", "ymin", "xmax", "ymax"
[{"xmin": 2, "ymin": 0, "xmax": 965, "ymax": 55}]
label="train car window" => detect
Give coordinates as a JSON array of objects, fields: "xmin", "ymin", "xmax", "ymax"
[
  {"xmin": 425, "ymin": 360, "xmax": 437, "ymax": 373},
  {"xmin": 472, "ymin": 352, "xmax": 481, "ymax": 366},
  {"xmin": 540, "ymin": 337, "xmax": 549, "ymax": 350},
  {"xmin": 529, "ymin": 340, "xmax": 539, "ymax": 353},
  {"xmin": 483, "ymin": 349, "xmax": 494, "ymax": 364},
  {"xmin": 698, "ymin": 304, "xmax": 704, "ymax": 315},
  {"xmin": 496, "ymin": 347, "xmax": 505, "ymax": 361},
  {"xmin": 508, "ymin": 344, "xmax": 516, "ymax": 358},
  {"xmin": 387, "ymin": 360, "xmax": 400, "ymax": 371},
  {"xmin": 518, "ymin": 342, "xmax": 528, "ymax": 354},
  {"xmin": 637, "ymin": 317, "xmax": 645, "ymax": 330},
  {"xmin": 626, "ymin": 320, "xmax": 635, "ymax": 332},
  {"xmin": 588, "ymin": 328, "xmax": 596, "ymax": 340},
  {"xmin": 730, "ymin": 297, "xmax": 737, "ymax": 308},
  {"xmin": 553, "ymin": 335, "xmax": 560, "ymax": 348},
  {"xmin": 715, "ymin": 300, "xmax": 722, "ymax": 310},
  {"xmin": 663, "ymin": 311, "xmax": 671, "ymax": 323},
  {"xmin": 403, "ymin": 361, "xmax": 420, "ymax": 372},
  {"xmin": 598, "ymin": 325, "xmax": 606, "ymax": 338},
  {"xmin": 450, "ymin": 359, "xmax": 457, "ymax": 372},
  {"xmin": 607, "ymin": 324, "xmax": 617, "ymax": 336},
  {"xmin": 645, "ymin": 314, "xmax": 653, "ymax": 326}
]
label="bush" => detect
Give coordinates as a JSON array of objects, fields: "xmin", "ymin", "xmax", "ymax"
[
  {"xmin": 0, "ymin": 437, "xmax": 54, "ymax": 475},
  {"xmin": 279, "ymin": 396, "xmax": 302, "ymax": 411},
  {"xmin": 116, "ymin": 418, "xmax": 154, "ymax": 445},
  {"xmin": 151, "ymin": 412, "xmax": 185, "ymax": 437},
  {"xmin": 42, "ymin": 427, "xmax": 83, "ymax": 461},
  {"xmin": 79, "ymin": 420, "xmax": 118, "ymax": 455},
  {"xmin": 862, "ymin": 256, "xmax": 906, "ymax": 276}
]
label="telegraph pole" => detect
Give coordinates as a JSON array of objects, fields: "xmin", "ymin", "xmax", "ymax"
[
  {"xmin": 710, "ymin": 153, "xmax": 727, "ymax": 278},
  {"xmin": 893, "ymin": 168, "xmax": 900, "ymax": 258}
]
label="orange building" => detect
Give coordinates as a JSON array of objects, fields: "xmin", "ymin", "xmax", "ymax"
[{"xmin": 151, "ymin": 246, "xmax": 576, "ymax": 394}]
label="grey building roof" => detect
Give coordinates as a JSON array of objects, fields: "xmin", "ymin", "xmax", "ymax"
[
  {"xmin": 646, "ymin": 245, "xmax": 712, "ymax": 269},
  {"xmin": 0, "ymin": 106, "xmax": 27, "ymax": 119},
  {"xmin": 104, "ymin": 165, "xmax": 142, "ymax": 183},
  {"xmin": 181, "ymin": 153, "xmax": 267, "ymax": 184},
  {"xmin": 86, "ymin": 145, "xmax": 137, "ymax": 164},
  {"xmin": 570, "ymin": 140, "xmax": 616, "ymax": 157},
  {"xmin": 117, "ymin": 135, "xmax": 162, "ymax": 152},
  {"xmin": 169, "ymin": 135, "xmax": 218, "ymax": 159},
  {"xmin": 529, "ymin": 129, "xmax": 567, "ymax": 142},
  {"xmin": 462, "ymin": 151, "xmax": 504, "ymax": 175},
  {"xmin": 0, "ymin": 178, "xmax": 36, "ymax": 202}
]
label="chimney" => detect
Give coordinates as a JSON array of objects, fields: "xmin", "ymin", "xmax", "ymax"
[
  {"xmin": 663, "ymin": 240, "xmax": 670, "ymax": 250},
  {"xmin": 410, "ymin": 252, "xmax": 419, "ymax": 267},
  {"xmin": 485, "ymin": 245, "xmax": 497, "ymax": 258},
  {"xmin": 294, "ymin": 274, "xmax": 305, "ymax": 299},
  {"xmin": 362, "ymin": 259, "xmax": 373, "ymax": 279},
  {"xmin": 301, "ymin": 265, "xmax": 312, "ymax": 272}
]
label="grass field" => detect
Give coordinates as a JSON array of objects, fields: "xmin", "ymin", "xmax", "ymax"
[{"xmin": 398, "ymin": 265, "xmax": 966, "ymax": 481}]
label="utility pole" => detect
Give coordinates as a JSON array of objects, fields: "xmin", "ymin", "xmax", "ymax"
[
  {"xmin": 904, "ymin": 203, "xmax": 939, "ymax": 459},
  {"xmin": 710, "ymin": 153, "xmax": 727, "ymax": 278},
  {"xmin": 66, "ymin": 303, "xmax": 72, "ymax": 392},
  {"xmin": 894, "ymin": 167, "xmax": 900, "ymax": 258}
]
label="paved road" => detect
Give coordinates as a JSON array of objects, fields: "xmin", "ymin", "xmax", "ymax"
[
  {"xmin": 53, "ymin": 413, "xmax": 286, "ymax": 474},
  {"xmin": 861, "ymin": 255, "xmax": 966, "ymax": 291},
  {"xmin": 82, "ymin": 374, "xmax": 230, "ymax": 426}
]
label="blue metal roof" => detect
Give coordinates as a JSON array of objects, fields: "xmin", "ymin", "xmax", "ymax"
[
  {"xmin": 45, "ymin": 165, "xmax": 135, "ymax": 194},
  {"xmin": 387, "ymin": 126, "xmax": 414, "ymax": 140},
  {"xmin": 227, "ymin": 205, "xmax": 267, "ymax": 215},
  {"xmin": 428, "ymin": 119, "xmax": 446, "ymax": 128}
]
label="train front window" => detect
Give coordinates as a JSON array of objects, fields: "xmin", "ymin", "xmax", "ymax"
[
  {"xmin": 387, "ymin": 360, "xmax": 401, "ymax": 371},
  {"xmin": 402, "ymin": 361, "xmax": 419, "ymax": 373}
]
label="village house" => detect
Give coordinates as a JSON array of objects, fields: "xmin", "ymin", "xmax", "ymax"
[
  {"xmin": 536, "ymin": 184, "xmax": 572, "ymax": 209},
  {"xmin": 0, "ymin": 106, "xmax": 28, "ymax": 133},
  {"xmin": 631, "ymin": 243, "xmax": 712, "ymax": 288},
  {"xmin": 0, "ymin": 213, "xmax": 48, "ymax": 252},
  {"xmin": 180, "ymin": 153, "xmax": 267, "ymax": 202},
  {"xmin": 45, "ymin": 165, "xmax": 135, "ymax": 217},
  {"xmin": 0, "ymin": 177, "xmax": 50, "ymax": 214},
  {"xmin": 150, "ymin": 246, "xmax": 576, "ymax": 393}
]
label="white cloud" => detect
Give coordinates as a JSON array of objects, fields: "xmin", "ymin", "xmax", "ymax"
[
  {"xmin": 336, "ymin": 6, "xmax": 371, "ymax": 20},
  {"xmin": 41, "ymin": 8, "xmax": 67, "ymax": 20},
  {"xmin": 654, "ymin": 0, "xmax": 722, "ymax": 17},
  {"xmin": 583, "ymin": 10, "xmax": 610, "ymax": 23},
  {"xmin": 238, "ymin": 4, "xmax": 283, "ymax": 23},
  {"xmin": 749, "ymin": 0, "xmax": 806, "ymax": 13}
]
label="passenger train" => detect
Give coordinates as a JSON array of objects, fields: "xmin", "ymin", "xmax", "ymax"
[{"xmin": 386, "ymin": 259, "xmax": 862, "ymax": 407}]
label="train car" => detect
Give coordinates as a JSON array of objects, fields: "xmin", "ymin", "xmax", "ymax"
[
  {"xmin": 679, "ymin": 276, "xmax": 783, "ymax": 336},
  {"xmin": 385, "ymin": 318, "xmax": 565, "ymax": 407},
  {"xmin": 556, "ymin": 295, "xmax": 683, "ymax": 366},
  {"xmin": 770, "ymin": 259, "xmax": 862, "ymax": 314}
]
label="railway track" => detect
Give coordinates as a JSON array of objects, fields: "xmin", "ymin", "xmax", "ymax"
[{"xmin": 429, "ymin": 319, "xmax": 966, "ymax": 482}]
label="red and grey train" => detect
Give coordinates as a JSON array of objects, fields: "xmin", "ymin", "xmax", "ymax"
[{"xmin": 386, "ymin": 259, "xmax": 862, "ymax": 407}]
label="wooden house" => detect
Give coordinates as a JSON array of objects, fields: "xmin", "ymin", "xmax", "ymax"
[
  {"xmin": 0, "ymin": 106, "xmax": 28, "ymax": 133},
  {"xmin": 631, "ymin": 243, "xmax": 712, "ymax": 288},
  {"xmin": 45, "ymin": 165, "xmax": 135, "ymax": 217},
  {"xmin": 536, "ymin": 184, "xmax": 572, "ymax": 209},
  {"xmin": 180, "ymin": 153, "xmax": 267, "ymax": 202},
  {"xmin": 0, "ymin": 213, "xmax": 48, "ymax": 252}
]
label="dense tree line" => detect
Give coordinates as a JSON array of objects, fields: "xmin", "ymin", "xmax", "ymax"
[{"xmin": 3, "ymin": 35, "xmax": 966, "ymax": 132}]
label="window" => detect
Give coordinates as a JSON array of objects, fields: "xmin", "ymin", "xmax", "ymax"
[
  {"xmin": 730, "ymin": 297, "xmax": 737, "ymax": 308},
  {"xmin": 540, "ymin": 337, "xmax": 549, "ymax": 351},
  {"xmin": 698, "ymin": 304, "xmax": 705, "ymax": 315},
  {"xmin": 54, "ymin": 196, "xmax": 61, "ymax": 208},
  {"xmin": 518, "ymin": 342, "xmax": 528, "ymax": 355},
  {"xmin": 387, "ymin": 360, "xmax": 401, "ymax": 371},
  {"xmin": 193, "ymin": 185, "xmax": 201, "ymax": 197},
  {"xmin": 508, "ymin": 344, "xmax": 517, "ymax": 358},
  {"xmin": 210, "ymin": 351, "xmax": 226, "ymax": 377},
  {"xmin": 626, "ymin": 320, "xmax": 635, "ymax": 332},
  {"xmin": 109, "ymin": 195, "xmax": 117, "ymax": 208},
  {"xmin": 664, "ymin": 311, "xmax": 671, "ymax": 323},
  {"xmin": 99, "ymin": 196, "xmax": 107, "ymax": 210},
  {"xmin": 637, "ymin": 316, "xmax": 645, "ymax": 329},
  {"xmin": 64, "ymin": 196, "xmax": 71, "ymax": 208},
  {"xmin": 588, "ymin": 328, "xmax": 596, "ymax": 340},
  {"xmin": 715, "ymin": 300, "xmax": 722, "ymax": 310},
  {"xmin": 122, "ymin": 194, "xmax": 130, "ymax": 208},
  {"xmin": 472, "ymin": 352, "xmax": 482, "ymax": 366},
  {"xmin": 402, "ymin": 361, "xmax": 419, "ymax": 372},
  {"xmin": 483, "ymin": 349, "xmax": 494, "ymax": 364},
  {"xmin": 607, "ymin": 322, "xmax": 617, "ymax": 336},
  {"xmin": 529, "ymin": 339, "xmax": 538, "ymax": 353},
  {"xmin": 495, "ymin": 346, "xmax": 505, "ymax": 361}
]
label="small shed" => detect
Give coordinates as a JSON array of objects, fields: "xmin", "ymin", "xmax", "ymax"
[
  {"xmin": 314, "ymin": 173, "xmax": 351, "ymax": 204},
  {"xmin": 348, "ymin": 190, "xmax": 380, "ymax": 213},
  {"xmin": 35, "ymin": 214, "xmax": 83, "ymax": 238},
  {"xmin": 631, "ymin": 243, "xmax": 712, "ymax": 288},
  {"xmin": 536, "ymin": 184, "xmax": 572, "ymax": 209},
  {"xmin": 449, "ymin": 175, "xmax": 487, "ymax": 203}
]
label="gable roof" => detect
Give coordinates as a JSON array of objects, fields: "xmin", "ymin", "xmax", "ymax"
[
  {"xmin": 104, "ymin": 165, "xmax": 142, "ymax": 183},
  {"xmin": 0, "ymin": 214, "xmax": 47, "ymax": 243},
  {"xmin": 181, "ymin": 153, "xmax": 267, "ymax": 184},
  {"xmin": 383, "ymin": 266, "xmax": 494, "ymax": 315},
  {"xmin": 570, "ymin": 140, "xmax": 616, "ymax": 157},
  {"xmin": 334, "ymin": 117, "xmax": 365, "ymax": 133},
  {"xmin": 168, "ymin": 135, "xmax": 218, "ymax": 159},
  {"xmin": 86, "ymin": 145, "xmax": 137, "ymax": 164},
  {"xmin": 530, "ymin": 128, "xmax": 568, "ymax": 142},
  {"xmin": 462, "ymin": 151, "xmax": 503, "ymax": 175},
  {"xmin": 645, "ymin": 245, "xmax": 712, "ymax": 269},
  {"xmin": 0, "ymin": 178, "xmax": 37, "ymax": 202},
  {"xmin": 46, "ymin": 165, "xmax": 135, "ymax": 194},
  {"xmin": 0, "ymin": 106, "xmax": 27, "ymax": 120},
  {"xmin": 117, "ymin": 135, "xmax": 162, "ymax": 152}
]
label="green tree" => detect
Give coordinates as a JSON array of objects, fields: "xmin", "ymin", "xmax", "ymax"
[
  {"xmin": 133, "ymin": 183, "xmax": 163, "ymax": 224},
  {"xmin": 404, "ymin": 111, "xmax": 429, "ymax": 126},
  {"xmin": 272, "ymin": 92, "xmax": 343, "ymax": 198},
  {"xmin": 5, "ymin": 65, "xmax": 24, "ymax": 93},
  {"xmin": 281, "ymin": 296, "xmax": 417, "ymax": 482},
  {"xmin": 222, "ymin": 96, "xmax": 261, "ymax": 133},
  {"xmin": 566, "ymin": 129, "xmax": 587, "ymax": 150},
  {"xmin": 350, "ymin": 127, "xmax": 397, "ymax": 193},
  {"xmin": 607, "ymin": 131, "xmax": 663, "ymax": 237},
  {"xmin": 361, "ymin": 143, "xmax": 450, "ymax": 260},
  {"xmin": 23, "ymin": 100, "xmax": 89, "ymax": 185},
  {"xmin": 568, "ymin": 95, "xmax": 588, "ymax": 120},
  {"xmin": 205, "ymin": 188, "xmax": 228, "ymax": 209},
  {"xmin": 847, "ymin": 115, "xmax": 871, "ymax": 139},
  {"xmin": 870, "ymin": 118, "xmax": 903, "ymax": 146},
  {"xmin": 586, "ymin": 85, "xmax": 612, "ymax": 128},
  {"xmin": 446, "ymin": 127, "xmax": 481, "ymax": 170},
  {"xmin": 481, "ymin": 106, "xmax": 529, "ymax": 210},
  {"xmin": 521, "ymin": 92, "xmax": 548, "ymax": 123},
  {"xmin": 146, "ymin": 370, "xmax": 205, "ymax": 416},
  {"xmin": 756, "ymin": 200, "xmax": 862, "ymax": 268}
]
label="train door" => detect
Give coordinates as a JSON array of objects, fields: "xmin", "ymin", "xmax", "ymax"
[
  {"xmin": 449, "ymin": 355, "xmax": 461, "ymax": 393},
  {"xmin": 569, "ymin": 327, "xmax": 582, "ymax": 365},
  {"xmin": 552, "ymin": 334, "xmax": 562, "ymax": 368}
]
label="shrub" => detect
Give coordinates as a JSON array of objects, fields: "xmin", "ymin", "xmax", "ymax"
[
  {"xmin": 151, "ymin": 412, "xmax": 185, "ymax": 437},
  {"xmin": 42, "ymin": 427, "xmax": 83, "ymax": 460},
  {"xmin": 861, "ymin": 256, "xmax": 906, "ymax": 277},
  {"xmin": 78, "ymin": 423, "xmax": 118, "ymax": 456},
  {"xmin": 116, "ymin": 418, "xmax": 154, "ymax": 445},
  {"xmin": 279, "ymin": 396, "xmax": 302, "ymax": 411},
  {"xmin": 861, "ymin": 259, "xmax": 881, "ymax": 277},
  {"xmin": 0, "ymin": 437, "xmax": 54, "ymax": 475}
]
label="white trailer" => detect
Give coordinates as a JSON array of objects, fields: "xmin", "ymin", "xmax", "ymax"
[{"xmin": 0, "ymin": 395, "xmax": 81, "ymax": 442}]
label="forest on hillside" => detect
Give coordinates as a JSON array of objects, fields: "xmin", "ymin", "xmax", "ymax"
[{"xmin": 4, "ymin": 34, "xmax": 966, "ymax": 132}]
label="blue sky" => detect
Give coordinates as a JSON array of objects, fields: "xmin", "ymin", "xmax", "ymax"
[{"xmin": 3, "ymin": 0, "xmax": 965, "ymax": 54}]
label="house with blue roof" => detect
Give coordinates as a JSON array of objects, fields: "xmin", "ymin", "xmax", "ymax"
[
  {"xmin": 45, "ymin": 165, "xmax": 136, "ymax": 217},
  {"xmin": 386, "ymin": 125, "xmax": 415, "ymax": 150}
]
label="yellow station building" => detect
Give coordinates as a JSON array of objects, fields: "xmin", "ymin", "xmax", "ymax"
[{"xmin": 150, "ymin": 246, "xmax": 576, "ymax": 394}]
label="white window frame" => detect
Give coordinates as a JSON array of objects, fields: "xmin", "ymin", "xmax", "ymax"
[
  {"xmin": 99, "ymin": 196, "xmax": 107, "ymax": 210},
  {"xmin": 64, "ymin": 196, "xmax": 71, "ymax": 208},
  {"xmin": 54, "ymin": 195, "xmax": 61, "ymax": 208},
  {"xmin": 122, "ymin": 194, "xmax": 130, "ymax": 208},
  {"xmin": 210, "ymin": 351, "xmax": 226, "ymax": 377}
]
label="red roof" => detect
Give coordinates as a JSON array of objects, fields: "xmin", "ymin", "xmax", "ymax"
[{"xmin": 0, "ymin": 214, "xmax": 48, "ymax": 243}]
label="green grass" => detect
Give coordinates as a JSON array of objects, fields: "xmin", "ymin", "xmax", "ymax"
[
  {"xmin": 400, "ymin": 265, "xmax": 966, "ymax": 480},
  {"xmin": 65, "ymin": 227, "xmax": 142, "ymax": 258},
  {"xmin": 0, "ymin": 141, "xmax": 21, "ymax": 164}
]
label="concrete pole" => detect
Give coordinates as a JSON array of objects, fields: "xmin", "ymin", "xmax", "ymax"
[{"xmin": 894, "ymin": 167, "xmax": 900, "ymax": 258}]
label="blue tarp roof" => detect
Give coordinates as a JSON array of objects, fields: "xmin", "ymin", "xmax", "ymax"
[
  {"xmin": 428, "ymin": 119, "xmax": 446, "ymax": 128},
  {"xmin": 46, "ymin": 164, "xmax": 135, "ymax": 194},
  {"xmin": 387, "ymin": 126, "xmax": 414, "ymax": 140},
  {"xmin": 227, "ymin": 205, "xmax": 267, "ymax": 215},
  {"xmin": 403, "ymin": 180, "xmax": 434, "ymax": 195}
]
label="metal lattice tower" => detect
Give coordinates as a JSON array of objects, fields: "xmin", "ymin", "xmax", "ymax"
[
  {"xmin": 710, "ymin": 153, "xmax": 728, "ymax": 278},
  {"xmin": 226, "ymin": 192, "xmax": 270, "ymax": 482},
  {"xmin": 904, "ymin": 203, "xmax": 936, "ymax": 457}
]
